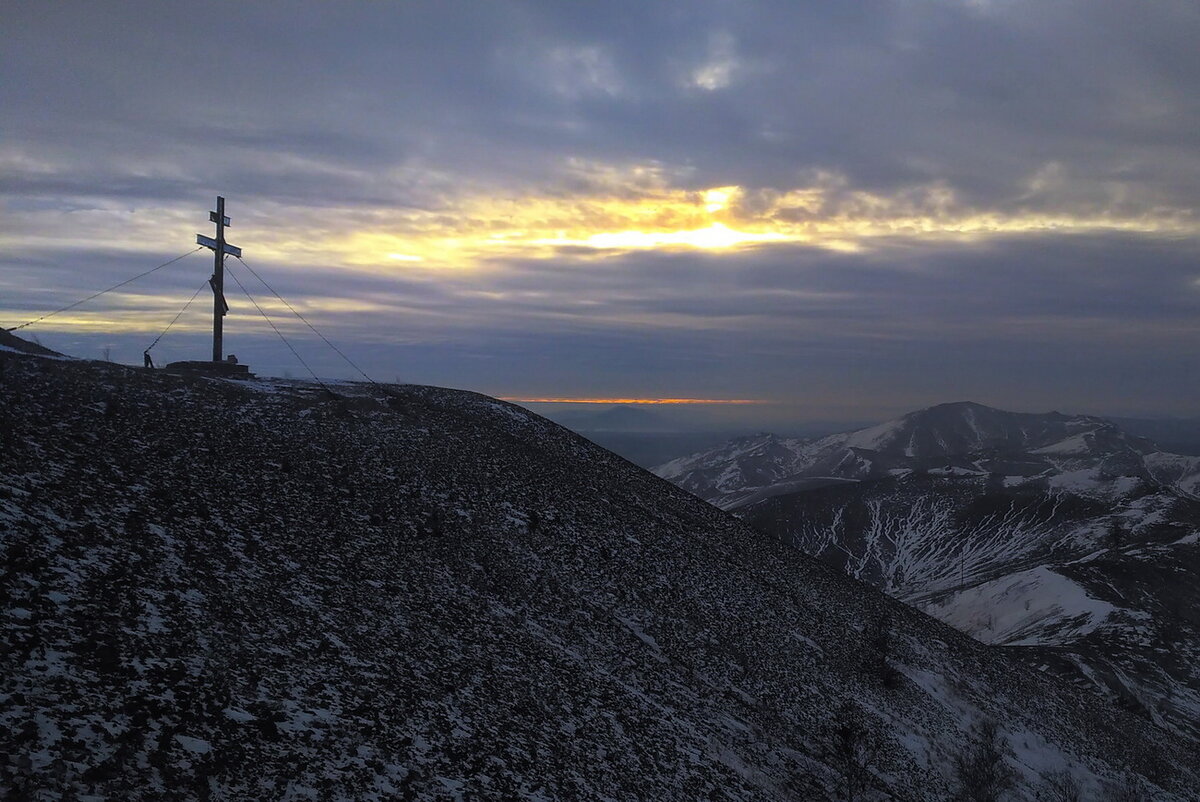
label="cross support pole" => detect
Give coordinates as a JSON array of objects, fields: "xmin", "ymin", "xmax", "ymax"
[
  {"xmin": 212, "ymin": 196, "xmax": 225, "ymax": 362},
  {"xmin": 196, "ymin": 197, "xmax": 242, "ymax": 363}
]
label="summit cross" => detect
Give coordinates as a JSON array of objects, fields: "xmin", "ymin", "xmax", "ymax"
[{"xmin": 196, "ymin": 196, "xmax": 243, "ymax": 362}]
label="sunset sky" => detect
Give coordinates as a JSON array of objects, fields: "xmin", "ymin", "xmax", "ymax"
[{"xmin": 3, "ymin": 1, "xmax": 1199, "ymax": 425}]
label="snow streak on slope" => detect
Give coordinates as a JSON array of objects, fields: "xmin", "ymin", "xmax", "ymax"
[
  {"xmin": 3, "ymin": 352, "xmax": 1198, "ymax": 800},
  {"xmin": 770, "ymin": 487, "xmax": 1069, "ymax": 598}
]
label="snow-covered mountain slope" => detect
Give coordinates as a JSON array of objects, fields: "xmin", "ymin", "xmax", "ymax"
[
  {"xmin": 740, "ymin": 474, "xmax": 1200, "ymax": 743},
  {"xmin": 1145, "ymin": 451, "xmax": 1200, "ymax": 497},
  {"xmin": 3, "ymin": 352, "xmax": 1197, "ymax": 800},
  {"xmin": 657, "ymin": 401, "xmax": 1200, "ymax": 743},
  {"xmin": 654, "ymin": 401, "xmax": 1200, "ymax": 511},
  {"xmin": 656, "ymin": 403, "xmax": 1200, "ymax": 743}
]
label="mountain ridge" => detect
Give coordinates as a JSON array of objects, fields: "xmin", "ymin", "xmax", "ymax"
[{"xmin": 654, "ymin": 401, "xmax": 1196, "ymax": 511}]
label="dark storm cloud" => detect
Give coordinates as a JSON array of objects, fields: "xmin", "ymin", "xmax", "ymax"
[{"xmin": 3, "ymin": 1, "xmax": 1199, "ymax": 420}]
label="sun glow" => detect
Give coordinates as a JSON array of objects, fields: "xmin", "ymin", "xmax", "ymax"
[
  {"xmin": 540, "ymin": 222, "xmax": 789, "ymax": 251},
  {"xmin": 703, "ymin": 186, "xmax": 737, "ymax": 212},
  {"xmin": 8, "ymin": 165, "xmax": 1193, "ymax": 277},
  {"xmin": 272, "ymin": 171, "xmax": 1196, "ymax": 270}
]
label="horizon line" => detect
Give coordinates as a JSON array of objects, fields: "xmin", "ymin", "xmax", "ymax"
[{"xmin": 501, "ymin": 397, "xmax": 768, "ymax": 405}]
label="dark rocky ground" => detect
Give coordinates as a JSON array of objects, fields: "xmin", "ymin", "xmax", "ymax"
[{"xmin": 2, "ymin": 348, "xmax": 1198, "ymax": 800}]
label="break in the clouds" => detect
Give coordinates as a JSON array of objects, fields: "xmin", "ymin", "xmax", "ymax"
[{"xmin": 2, "ymin": 0, "xmax": 1199, "ymax": 422}]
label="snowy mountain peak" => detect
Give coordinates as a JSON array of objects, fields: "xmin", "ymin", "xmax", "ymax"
[
  {"xmin": 655, "ymin": 401, "xmax": 1183, "ymax": 511},
  {"xmin": 846, "ymin": 401, "xmax": 1133, "ymax": 460}
]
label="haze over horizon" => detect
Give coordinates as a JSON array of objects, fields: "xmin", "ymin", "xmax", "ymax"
[{"xmin": 3, "ymin": 1, "xmax": 1199, "ymax": 425}]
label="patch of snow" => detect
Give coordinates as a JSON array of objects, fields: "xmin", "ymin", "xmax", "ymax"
[
  {"xmin": 843, "ymin": 418, "xmax": 904, "ymax": 451},
  {"xmin": 1046, "ymin": 468, "xmax": 1103, "ymax": 495},
  {"xmin": 613, "ymin": 615, "xmax": 665, "ymax": 661},
  {"xmin": 174, "ymin": 735, "xmax": 212, "ymax": 754},
  {"xmin": 919, "ymin": 567, "xmax": 1118, "ymax": 646},
  {"xmin": 1031, "ymin": 434, "xmax": 1093, "ymax": 456}
]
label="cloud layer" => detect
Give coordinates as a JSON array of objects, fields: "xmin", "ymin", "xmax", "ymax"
[{"xmin": 3, "ymin": 1, "xmax": 1199, "ymax": 421}]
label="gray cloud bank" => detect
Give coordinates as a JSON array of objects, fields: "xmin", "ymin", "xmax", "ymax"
[{"xmin": 2, "ymin": 0, "xmax": 1199, "ymax": 422}]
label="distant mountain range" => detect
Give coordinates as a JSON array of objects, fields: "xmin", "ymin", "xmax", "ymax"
[
  {"xmin": 654, "ymin": 401, "xmax": 1200, "ymax": 741},
  {"xmin": 5, "ymin": 347, "xmax": 1197, "ymax": 799},
  {"xmin": 655, "ymin": 401, "xmax": 1200, "ymax": 510},
  {"xmin": 549, "ymin": 404, "xmax": 673, "ymax": 432},
  {"xmin": 544, "ymin": 405, "xmax": 739, "ymax": 467}
]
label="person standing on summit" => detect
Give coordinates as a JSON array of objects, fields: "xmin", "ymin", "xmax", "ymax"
[{"xmin": 143, "ymin": 350, "xmax": 153, "ymax": 369}]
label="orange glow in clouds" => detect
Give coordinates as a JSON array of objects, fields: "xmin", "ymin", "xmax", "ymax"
[
  {"xmin": 274, "ymin": 169, "xmax": 1196, "ymax": 271},
  {"xmin": 501, "ymin": 397, "xmax": 765, "ymax": 405}
]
